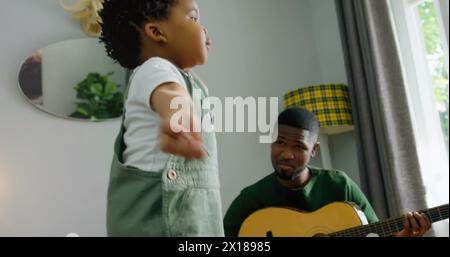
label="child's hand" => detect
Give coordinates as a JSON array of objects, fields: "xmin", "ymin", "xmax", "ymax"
[
  {"xmin": 160, "ymin": 114, "xmax": 205, "ymax": 160},
  {"xmin": 151, "ymin": 82, "xmax": 206, "ymax": 160}
]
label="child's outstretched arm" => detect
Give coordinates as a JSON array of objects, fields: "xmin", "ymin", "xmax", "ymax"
[{"xmin": 150, "ymin": 82, "xmax": 205, "ymax": 160}]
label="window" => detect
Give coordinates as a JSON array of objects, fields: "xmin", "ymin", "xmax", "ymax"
[
  {"xmin": 390, "ymin": 0, "xmax": 449, "ymax": 236},
  {"xmin": 416, "ymin": 0, "xmax": 449, "ymax": 152}
]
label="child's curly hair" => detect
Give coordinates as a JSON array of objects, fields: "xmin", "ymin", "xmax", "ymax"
[{"xmin": 99, "ymin": 0, "xmax": 178, "ymax": 69}]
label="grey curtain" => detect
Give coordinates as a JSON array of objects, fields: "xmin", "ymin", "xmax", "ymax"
[
  {"xmin": 439, "ymin": 0, "xmax": 449, "ymax": 45},
  {"xmin": 335, "ymin": 0, "xmax": 428, "ymax": 219}
]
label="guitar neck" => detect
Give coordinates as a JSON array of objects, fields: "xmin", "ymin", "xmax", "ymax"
[{"xmin": 330, "ymin": 204, "xmax": 449, "ymax": 237}]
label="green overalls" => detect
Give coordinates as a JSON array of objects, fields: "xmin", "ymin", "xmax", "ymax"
[{"xmin": 106, "ymin": 69, "xmax": 224, "ymax": 237}]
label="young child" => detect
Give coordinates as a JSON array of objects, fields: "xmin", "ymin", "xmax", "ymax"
[{"xmin": 99, "ymin": 0, "xmax": 224, "ymax": 236}]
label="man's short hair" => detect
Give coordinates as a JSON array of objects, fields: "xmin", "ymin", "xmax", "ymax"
[{"xmin": 278, "ymin": 107, "xmax": 320, "ymax": 140}]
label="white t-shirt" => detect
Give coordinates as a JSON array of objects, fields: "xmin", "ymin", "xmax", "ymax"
[{"xmin": 122, "ymin": 57, "xmax": 188, "ymax": 172}]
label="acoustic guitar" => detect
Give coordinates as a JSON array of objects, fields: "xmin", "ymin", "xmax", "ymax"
[{"xmin": 239, "ymin": 202, "xmax": 449, "ymax": 237}]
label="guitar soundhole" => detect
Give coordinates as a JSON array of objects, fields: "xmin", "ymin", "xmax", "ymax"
[{"xmin": 266, "ymin": 231, "xmax": 273, "ymax": 237}]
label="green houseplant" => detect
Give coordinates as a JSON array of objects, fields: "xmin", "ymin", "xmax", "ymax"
[{"xmin": 70, "ymin": 72, "xmax": 124, "ymax": 120}]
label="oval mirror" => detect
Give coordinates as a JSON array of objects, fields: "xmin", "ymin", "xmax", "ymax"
[{"xmin": 18, "ymin": 38, "xmax": 128, "ymax": 121}]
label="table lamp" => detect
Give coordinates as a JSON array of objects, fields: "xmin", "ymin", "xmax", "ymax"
[{"xmin": 284, "ymin": 83, "xmax": 354, "ymax": 169}]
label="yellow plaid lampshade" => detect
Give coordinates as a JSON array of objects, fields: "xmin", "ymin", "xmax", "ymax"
[{"xmin": 284, "ymin": 84, "xmax": 354, "ymax": 135}]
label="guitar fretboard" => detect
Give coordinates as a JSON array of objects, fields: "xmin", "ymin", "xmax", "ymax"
[{"xmin": 329, "ymin": 204, "xmax": 449, "ymax": 237}]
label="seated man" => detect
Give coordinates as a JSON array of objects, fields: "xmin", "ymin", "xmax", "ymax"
[{"xmin": 224, "ymin": 107, "xmax": 431, "ymax": 237}]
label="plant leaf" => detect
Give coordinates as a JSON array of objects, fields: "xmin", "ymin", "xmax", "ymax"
[{"xmin": 90, "ymin": 83, "xmax": 103, "ymax": 96}]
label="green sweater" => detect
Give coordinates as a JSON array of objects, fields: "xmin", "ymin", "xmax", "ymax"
[{"xmin": 223, "ymin": 167, "xmax": 379, "ymax": 237}]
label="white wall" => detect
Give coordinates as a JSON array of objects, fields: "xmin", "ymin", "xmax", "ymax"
[
  {"xmin": 307, "ymin": 0, "xmax": 361, "ymax": 184},
  {"xmin": 0, "ymin": 0, "xmax": 116, "ymax": 236},
  {"xmin": 195, "ymin": 0, "xmax": 327, "ymax": 217},
  {"xmin": 0, "ymin": 0, "xmax": 353, "ymax": 236}
]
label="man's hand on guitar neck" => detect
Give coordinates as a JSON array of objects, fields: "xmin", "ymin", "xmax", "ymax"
[{"xmin": 393, "ymin": 212, "xmax": 431, "ymax": 237}]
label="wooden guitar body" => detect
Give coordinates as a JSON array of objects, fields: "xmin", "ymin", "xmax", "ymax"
[{"xmin": 239, "ymin": 202, "xmax": 368, "ymax": 237}]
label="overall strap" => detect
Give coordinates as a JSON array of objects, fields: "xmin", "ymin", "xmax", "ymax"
[
  {"xmin": 119, "ymin": 70, "xmax": 135, "ymax": 126},
  {"xmin": 178, "ymin": 69, "xmax": 195, "ymax": 97}
]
